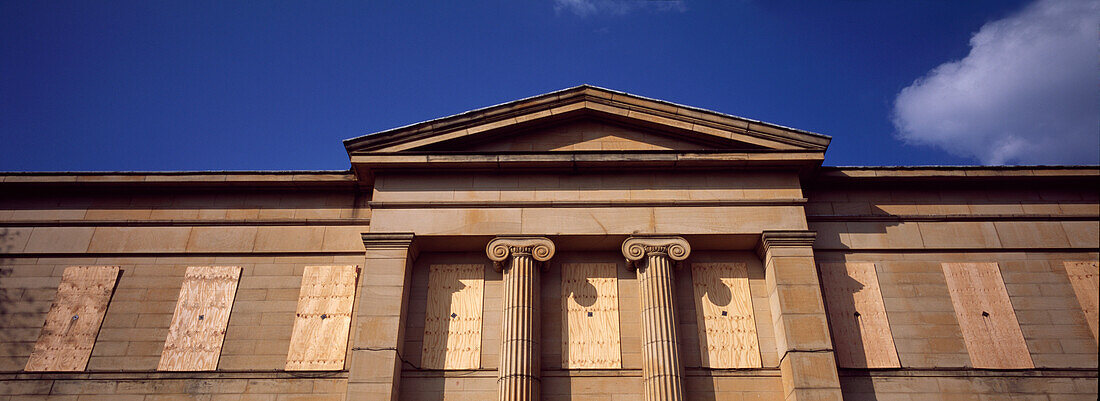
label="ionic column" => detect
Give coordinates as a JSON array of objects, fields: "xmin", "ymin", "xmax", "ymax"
[
  {"xmin": 622, "ymin": 236, "xmax": 690, "ymax": 401},
  {"xmin": 487, "ymin": 237, "xmax": 555, "ymax": 401}
]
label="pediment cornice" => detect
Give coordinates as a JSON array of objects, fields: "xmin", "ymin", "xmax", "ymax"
[{"xmin": 343, "ymin": 85, "xmax": 830, "ymax": 155}]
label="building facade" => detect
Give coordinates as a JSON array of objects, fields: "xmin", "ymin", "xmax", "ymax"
[{"xmin": 0, "ymin": 86, "xmax": 1097, "ymax": 401}]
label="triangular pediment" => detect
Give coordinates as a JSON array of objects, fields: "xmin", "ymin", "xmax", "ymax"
[
  {"xmin": 344, "ymin": 85, "xmax": 830, "ymax": 155},
  {"xmin": 417, "ymin": 118, "xmax": 758, "ymax": 152}
]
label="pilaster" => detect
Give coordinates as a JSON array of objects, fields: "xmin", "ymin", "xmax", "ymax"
[
  {"xmin": 757, "ymin": 230, "xmax": 842, "ymax": 401},
  {"xmin": 346, "ymin": 233, "xmax": 417, "ymax": 401}
]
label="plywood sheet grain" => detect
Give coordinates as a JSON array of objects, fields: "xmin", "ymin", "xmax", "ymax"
[
  {"xmin": 942, "ymin": 262, "xmax": 1033, "ymax": 369},
  {"xmin": 1064, "ymin": 261, "xmax": 1099, "ymax": 343},
  {"xmin": 691, "ymin": 263, "xmax": 761, "ymax": 368},
  {"xmin": 25, "ymin": 266, "xmax": 120, "ymax": 372},
  {"xmin": 819, "ymin": 263, "xmax": 901, "ymax": 369},
  {"xmin": 158, "ymin": 266, "xmax": 242, "ymax": 371},
  {"xmin": 286, "ymin": 265, "xmax": 359, "ymax": 370},
  {"xmin": 561, "ymin": 263, "xmax": 622, "ymax": 369},
  {"xmin": 421, "ymin": 264, "xmax": 484, "ymax": 369}
]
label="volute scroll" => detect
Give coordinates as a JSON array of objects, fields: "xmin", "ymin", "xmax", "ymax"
[
  {"xmin": 622, "ymin": 236, "xmax": 691, "ymax": 270},
  {"xmin": 486, "ymin": 236, "xmax": 556, "ymax": 272}
]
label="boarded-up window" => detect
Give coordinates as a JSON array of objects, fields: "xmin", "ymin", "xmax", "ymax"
[
  {"xmin": 158, "ymin": 266, "xmax": 242, "ymax": 371},
  {"xmin": 25, "ymin": 266, "xmax": 120, "ymax": 372},
  {"xmin": 942, "ymin": 263, "xmax": 1033, "ymax": 369},
  {"xmin": 286, "ymin": 265, "xmax": 359, "ymax": 370},
  {"xmin": 1064, "ymin": 261, "xmax": 1099, "ymax": 343},
  {"xmin": 421, "ymin": 264, "xmax": 484, "ymax": 369},
  {"xmin": 690, "ymin": 263, "xmax": 761, "ymax": 368},
  {"xmin": 819, "ymin": 263, "xmax": 901, "ymax": 369},
  {"xmin": 561, "ymin": 263, "xmax": 622, "ymax": 369}
]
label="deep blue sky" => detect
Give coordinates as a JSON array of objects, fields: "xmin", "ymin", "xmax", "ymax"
[{"xmin": 0, "ymin": 0, "xmax": 1044, "ymax": 171}]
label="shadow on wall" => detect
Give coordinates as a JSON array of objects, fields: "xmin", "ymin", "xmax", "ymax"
[
  {"xmin": 566, "ymin": 276, "xmax": 600, "ymax": 309},
  {"xmin": 559, "ymin": 265, "xmax": 603, "ymax": 400},
  {"xmin": 0, "ymin": 228, "xmax": 27, "ymax": 360},
  {"xmin": 415, "ymin": 264, "xmax": 492, "ymax": 401},
  {"xmin": 823, "ymin": 266, "xmax": 879, "ymax": 401},
  {"xmin": 812, "ymin": 205, "xmax": 903, "ymax": 250}
]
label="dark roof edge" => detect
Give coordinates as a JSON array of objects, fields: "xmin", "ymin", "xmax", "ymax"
[
  {"xmin": 0, "ymin": 170, "xmax": 358, "ymax": 188},
  {"xmin": 2, "ymin": 165, "xmax": 1096, "ymax": 177},
  {"xmin": 813, "ymin": 165, "xmax": 1099, "ymax": 185},
  {"xmin": 0, "ymin": 170, "xmax": 351, "ymax": 175},
  {"xmin": 823, "ymin": 165, "xmax": 1100, "ymax": 170}
]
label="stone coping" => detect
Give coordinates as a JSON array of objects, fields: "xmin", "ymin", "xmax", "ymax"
[
  {"xmin": 0, "ymin": 171, "xmax": 357, "ymax": 188},
  {"xmin": 819, "ymin": 166, "xmax": 1099, "ymax": 179},
  {"xmin": 1, "ymin": 165, "xmax": 1095, "ymax": 186},
  {"xmin": 0, "ymin": 371, "xmax": 349, "ymax": 380}
]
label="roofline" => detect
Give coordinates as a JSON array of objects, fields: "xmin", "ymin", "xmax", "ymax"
[
  {"xmin": 342, "ymin": 84, "xmax": 830, "ymax": 148},
  {"xmin": 0, "ymin": 170, "xmax": 358, "ymax": 189},
  {"xmin": 822, "ymin": 165, "xmax": 1100, "ymax": 170},
  {"xmin": 0, "ymin": 170, "xmax": 351, "ymax": 175},
  {"xmin": 581, "ymin": 85, "xmax": 830, "ymax": 139},
  {"xmin": 2, "ymin": 165, "xmax": 1094, "ymax": 177},
  {"xmin": 813, "ymin": 165, "xmax": 1099, "ymax": 185},
  {"xmin": 2, "ymin": 165, "xmax": 1094, "ymax": 188}
]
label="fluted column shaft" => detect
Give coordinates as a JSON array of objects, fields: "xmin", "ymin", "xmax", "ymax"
[
  {"xmin": 487, "ymin": 237, "xmax": 555, "ymax": 401},
  {"xmin": 638, "ymin": 254, "xmax": 684, "ymax": 401},
  {"xmin": 623, "ymin": 236, "xmax": 690, "ymax": 401},
  {"xmin": 499, "ymin": 254, "xmax": 540, "ymax": 401}
]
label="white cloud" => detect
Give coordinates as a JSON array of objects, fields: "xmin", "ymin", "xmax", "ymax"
[
  {"xmin": 554, "ymin": 0, "xmax": 685, "ymax": 17},
  {"xmin": 892, "ymin": 0, "xmax": 1100, "ymax": 165}
]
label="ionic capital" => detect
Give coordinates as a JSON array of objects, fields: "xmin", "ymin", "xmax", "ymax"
[
  {"xmin": 622, "ymin": 235, "xmax": 691, "ymax": 270},
  {"xmin": 486, "ymin": 236, "xmax": 556, "ymax": 272}
]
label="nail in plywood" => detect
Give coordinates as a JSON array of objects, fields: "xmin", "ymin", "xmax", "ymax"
[
  {"xmin": 158, "ymin": 266, "xmax": 242, "ymax": 371},
  {"xmin": 941, "ymin": 262, "xmax": 1033, "ymax": 369},
  {"xmin": 25, "ymin": 266, "xmax": 120, "ymax": 372},
  {"xmin": 561, "ymin": 263, "xmax": 622, "ymax": 369},
  {"xmin": 819, "ymin": 263, "xmax": 901, "ymax": 369},
  {"xmin": 690, "ymin": 263, "xmax": 761, "ymax": 368},
  {"xmin": 286, "ymin": 265, "xmax": 359, "ymax": 371},
  {"xmin": 1064, "ymin": 261, "xmax": 1099, "ymax": 343},
  {"xmin": 421, "ymin": 264, "xmax": 484, "ymax": 370}
]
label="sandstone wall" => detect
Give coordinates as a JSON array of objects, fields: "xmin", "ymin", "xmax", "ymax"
[
  {"xmin": 808, "ymin": 181, "xmax": 1099, "ymax": 401},
  {"xmin": 0, "ymin": 171, "xmax": 1096, "ymax": 401},
  {"xmin": 0, "ymin": 181, "xmax": 366, "ymax": 400}
]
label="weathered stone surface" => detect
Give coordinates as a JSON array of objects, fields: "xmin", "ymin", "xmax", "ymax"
[{"xmin": 0, "ymin": 88, "xmax": 1096, "ymax": 401}]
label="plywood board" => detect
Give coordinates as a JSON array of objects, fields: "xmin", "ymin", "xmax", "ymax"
[
  {"xmin": 561, "ymin": 263, "xmax": 622, "ymax": 369},
  {"xmin": 25, "ymin": 266, "xmax": 120, "ymax": 372},
  {"xmin": 819, "ymin": 263, "xmax": 901, "ymax": 369},
  {"xmin": 942, "ymin": 262, "xmax": 1033, "ymax": 369},
  {"xmin": 286, "ymin": 265, "xmax": 359, "ymax": 370},
  {"xmin": 1064, "ymin": 261, "xmax": 1099, "ymax": 343},
  {"xmin": 690, "ymin": 263, "xmax": 761, "ymax": 368},
  {"xmin": 158, "ymin": 266, "xmax": 242, "ymax": 371},
  {"xmin": 421, "ymin": 264, "xmax": 484, "ymax": 369}
]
